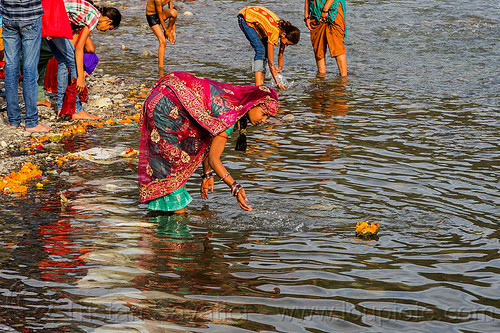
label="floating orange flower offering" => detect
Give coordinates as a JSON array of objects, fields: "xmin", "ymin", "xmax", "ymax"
[{"xmin": 355, "ymin": 221, "xmax": 380, "ymax": 238}]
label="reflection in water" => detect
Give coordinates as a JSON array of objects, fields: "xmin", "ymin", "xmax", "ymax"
[
  {"xmin": 304, "ymin": 75, "xmax": 350, "ymax": 161},
  {"xmin": 307, "ymin": 75, "xmax": 349, "ymax": 116},
  {"xmin": 38, "ymin": 218, "xmax": 90, "ymax": 283}
]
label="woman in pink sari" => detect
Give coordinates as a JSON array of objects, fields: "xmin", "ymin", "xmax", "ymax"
[{"xmin": 139, "ymin": 72, "xmax": 278, "ymax": 214}]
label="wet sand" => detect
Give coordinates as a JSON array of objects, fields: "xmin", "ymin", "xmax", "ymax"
[{"xmin": 0, "ymin": 68, "xmax": 146, "ymax": 177}]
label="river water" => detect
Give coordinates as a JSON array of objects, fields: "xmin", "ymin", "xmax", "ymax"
[{"xmin": 1, "ymin": 0, "xmax": 499, "ymax": 331}]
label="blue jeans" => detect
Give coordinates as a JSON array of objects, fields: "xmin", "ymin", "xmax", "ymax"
[
  {"xmin": 238, "ymin": 15, "xmax": 268, "ymax": 73},
  {"xmin": 45, "ymin": 37, "xmax": 83, "ymax": 113},
  {"xmin": 3, "ymin": 17, "xmax": 42, "ymax": 128}
]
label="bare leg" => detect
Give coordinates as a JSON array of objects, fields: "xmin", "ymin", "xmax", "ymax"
[
  {"xmin": 150, "ymin": 24, "xmax": 167, "ymax": 70},
  {"xmin": 316, "ymin": 58, "xmax": 327, "ymax": 75},
  {"xmin": 163, "ymin": 9, "xmax": 177, "ymax": 44},
  {"xmin": 335, "ymin": 54, "xmax": 347, "ymax": 76},
  {"xmin": 254, "ymin": 71, "xmax": 265, "ymax": 86}
]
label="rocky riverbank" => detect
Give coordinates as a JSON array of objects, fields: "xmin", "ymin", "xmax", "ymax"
[{"xmin": 0, "ymin": 69, "xmax": 148, "ymax": 177}]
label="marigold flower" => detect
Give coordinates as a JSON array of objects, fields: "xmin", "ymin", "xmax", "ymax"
[{"xmin": 355, "ymin": 221, "xmax": 380, "ymax": 238}]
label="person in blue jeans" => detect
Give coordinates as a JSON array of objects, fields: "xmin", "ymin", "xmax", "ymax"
[
  {"xmin": 237, "ymin": 6, "xmax": 300, "ymax": 90},
  {"xmin": 1, "ymin": 0, "xmax": 51, "ymax": 132}
]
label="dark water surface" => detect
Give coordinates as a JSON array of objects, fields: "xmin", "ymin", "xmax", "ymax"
[{"xmin": 1, "ymin": 0, "xmax": 499, "ymax": 331}]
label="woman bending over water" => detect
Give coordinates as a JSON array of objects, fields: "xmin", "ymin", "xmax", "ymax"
[
  {"xmin": 238, "ymin": 6, "xmax": 300, "ymax": 89},
  {"xmin": 138, "ymin": 71, "xmax": 278, "ymax": 213}
]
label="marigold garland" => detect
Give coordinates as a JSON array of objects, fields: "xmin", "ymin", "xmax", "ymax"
[{"xmin": 0, "ymin": 162, "xmax": 42, "ymax": 195}]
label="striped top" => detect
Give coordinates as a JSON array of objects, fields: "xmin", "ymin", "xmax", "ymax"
[
  {"xmin": 238, "ymin": 6, "xmax": 281, "ymax": 45},
  {"xmin": 0, "ymin": 0, "xmax": 44, "ymax": 22},
  {"xmin": 63, "ymin": 0, "xmax": 101, "ymax": 32}
]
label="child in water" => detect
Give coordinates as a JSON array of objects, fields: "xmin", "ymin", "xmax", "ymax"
[
  {"xmin": 146, "ymin": 0, "xmax": 177, "ymax": 74},
  {"xmin": 238, "ymin": 6, "xmax": 300, "ymax": 90}
]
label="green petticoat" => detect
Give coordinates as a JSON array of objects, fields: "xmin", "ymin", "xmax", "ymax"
[{"xmin": 148, "ymin": 187, "xmax": 193, "ymax": 212}]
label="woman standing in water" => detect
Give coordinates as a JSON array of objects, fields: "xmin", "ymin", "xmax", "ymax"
[
  {"xmin": 238, "ymin": 6, "xmax": 300, "ymax": 89},
  {"xmin": 138, "ymin": 71, "xmax": 278, "ymax": 214},
  {"xmin": 304, "ymin": 0, "xmax": 347, "ymax": 76}
]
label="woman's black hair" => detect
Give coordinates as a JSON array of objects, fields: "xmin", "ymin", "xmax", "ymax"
[
  {"xmin": 86, "ymin": 1, "xmax": 122, "ymax": 28},
  {"xmin": 234, "ymin": 114, "xmax": 249, "ymax": 151},
  {"xmin": 278, "ymin": 20, "xmax": 300, "ymax": 45}
]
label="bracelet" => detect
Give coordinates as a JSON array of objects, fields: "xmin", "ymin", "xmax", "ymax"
[
  {"xmin": 230, "ymin": 181, "xmax": 242, "ymax": 197},
  {"xmin": 201, "ymin": 171, "xmax": 213, "ymax": 180},
  {"xmin": 234, "ymin": 186, "xmax": 242, "ymax": 197},
  {"xmin": 220, "ymin": 173, "xmax": 230, "ymax": 181}
]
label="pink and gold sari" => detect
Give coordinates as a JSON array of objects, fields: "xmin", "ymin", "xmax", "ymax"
[{"xmin": 138, "ymin": 71, "xmax": 278, "ymax": 203}]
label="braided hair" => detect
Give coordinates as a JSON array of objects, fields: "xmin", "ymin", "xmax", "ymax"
[
  {"xmin": 277, "ymin": 20, "xmax": 300, "ymax": 44},
  {"xmin": 234, "ymin": 114, "xmax": 249, "ymax": 151}
]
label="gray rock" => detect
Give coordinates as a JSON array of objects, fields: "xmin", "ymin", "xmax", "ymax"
[{"xmin": 89, "ymin": 97, "xmax": 112, "ymax": 108}]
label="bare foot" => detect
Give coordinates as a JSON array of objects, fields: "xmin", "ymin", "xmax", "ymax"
[
  {"xmin": 37, "ymin": 99, "xmax": 54, "ymax": 108},
  {"xmin": 72, "ymin": 110, "xmax": 101, "ymax": 120},
  {"xmin": 7, "ymin": 124, "xmax": 19, "ymax": 129},
  {"xmin": 26, "ymin": 123, "xmax": 52, "ymax": 132}
]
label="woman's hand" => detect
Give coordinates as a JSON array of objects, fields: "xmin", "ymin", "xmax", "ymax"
[
  {"xmin": 236, "ymin": 187, "xmax": 252, "ymax": 211},
  {"xmin": 76, "ymin": 76, "xmax": 86, "ymax": 93},
  {"xmin": 200, "ymin": 177, "xmax": 214, "ymax": 199},
  {"xmin": 320, "ymin": 11, "xmax": 329, "ymax": 22},
  {"xmin": 277, "ymin": 83, "xmax": 287, "ymax": 90},
  {"xmin": 304, "ymin": 17, "xmax": 312, "ymax": 31}
]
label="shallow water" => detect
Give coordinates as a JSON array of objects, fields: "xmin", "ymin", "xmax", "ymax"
[{"xmin": 1, "ymin": 0, "xmax": 499, "ymax": 331}]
